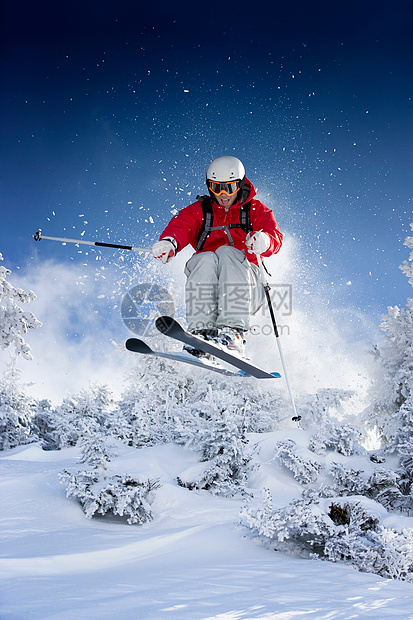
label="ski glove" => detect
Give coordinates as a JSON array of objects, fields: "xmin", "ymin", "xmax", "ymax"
[
  {"xmin": 245, "ymin": 231, "xmax": 270, "ymax": 255},
  {"xmin": 152, "ymin": 237, "xmax": 177, "ymax": 263}
]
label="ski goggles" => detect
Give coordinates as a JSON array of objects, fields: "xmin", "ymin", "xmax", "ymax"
[{"xmin": 207, "ymin": 179, "xmax": 241, "ymax": 196}]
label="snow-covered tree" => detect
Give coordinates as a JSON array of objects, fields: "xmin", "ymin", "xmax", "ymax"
[
  {"xmin": 176, "ymin": 407, "xmax": 254, "ymax": 497},
  {"xmin": 297, "ymin": 389, "xmax": 364, "ymax": 456},
  {"xmin": 240, "ymin": 490, "xmax": 413, "ymax": 581},
  {"xmin": 330, "ymin": 460, "xmax": 410, "ymax": 513},
  {"xmin": 366, "ymin": 224, "xmax": 413, "ymax": 447},
  {"xmin": 59, "ymin": 469, "xmax": 160, "ymax": 524},
  {"xmin": 0, "ymin": 358, "xmax": 61, "ymax": 450},
  {"xmin": 78, "ymin": 418, "xmax": 116, "ymax": 469},
  {"xmin": 52, "ymin": 383, "xmax": 115, "ymax": 448},
  {"xmin": 393, "ymin": 400, "xmax": 413, "ymax": 514},
  {"xmin": 0, "ymin": 403, "xmax": 32, "ymax": 451},
  {"xmin": 116, "ymin": 356, "xmax": 194, "ymax": 447},
  {"xmin": 400, "ymin": 222, "xmax": 413, "ymax": 286},
  {"xmin": 0, "ymin": 254, "xmax": 41, "ymax": 359},
  {"xmin": 0, "ymin": 362, "xmax": 37, "ymax": 450},
  {"xmin": 273, "ymin": 439, "xmax": 324, "ymax": 485},
  {"xmin": 114, "ymin": 355, "xmax": 284, "ymax": 497},
  {"xmin": 116, "ymin": 350, "xmax": 283, "ymax": 451},
  {"xmin": 30, "ymin": 399, "xmax": 60, "ymax": 450}
]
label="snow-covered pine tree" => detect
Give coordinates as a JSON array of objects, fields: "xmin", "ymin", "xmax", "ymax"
[
  {"xmin": 0, "ymin": 360, "xmax": 60, "ymax": 450},
  {"xmin": 330, "ymin": 461, "xmax": 409, "ymax": 513},
  {"xmin": 0, "ymin": 254, "xmax": 41, "ymax": 359},
  {"xmin": 367, "ymin": 224, "xmax": 413, "ymax": 447},
  {"xmin": 78, "ymin": 417, "xmax": 116, "ymax": 469},
  {"xmin": 116, "ymin": 354, "xmax": 194, "ymax": 447},
  {"xmin": 115, "ymin": 352, "xmax": 286, "ymax": 497},
  {"xmin": 240, "ymin": 490, "xmax": 413, "ymax": 581},
  {"xmin": 116, "ymin": 348, "xmax": 283, "ymax": 450},
  {"xmin": 273, "ymin": 439, "xmax": 324, "ymax": 485},
  {"xmin": 30, "ymin": 398, "xmax": 60, "ymax": 450},
  {"xmin": 0, "ymin": 255, "xmax": 43, "ymax": 449},
  {"xmin": 58, "ymin": 386, "xmax": 161, "ymax": 525},
  {"xmin": 0, "ymin": 362, "xmax": 37, "ymax": 450},
  {"xmin": 59, "ymin": 468, "xmax": 161, "ymax": 524},
  {"xmin": 297, "ymin": 389, "xmax": 364, "ymax": 456},
  {"xmin": 51, "ymin": 383, "xmax": 115, "ymax": 448},
  {"xmin": 176, "ymin": 406, "xmax": 254, "ymax": 497},
  {"xmin": 0, "ymin": 403, "xmax": 32, "ymax": 450},
  {"xmin": 400, "ymin": 222, "xmax": 413, "ymax": 286},
  {"xmin": 394, "ymin": 400, "xmax": 413, "ymax": 514}
]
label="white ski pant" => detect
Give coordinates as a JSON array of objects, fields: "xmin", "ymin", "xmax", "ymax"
[{"xmin": 184, "ymin": 246, "xmax": 264, "ymax": 333}]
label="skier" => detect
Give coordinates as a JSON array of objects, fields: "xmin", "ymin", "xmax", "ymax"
[{"xmin": 152, "ymin": 155, "xmax": 283, "ymax": 357}]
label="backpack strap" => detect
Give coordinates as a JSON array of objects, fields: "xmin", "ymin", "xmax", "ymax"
[
  {"xmin": 239, "ymin": 201, "xmax": 252, "ymax": 235},
  {"xmin": 196, "ymin": 196, "xmax": 214, "ymax": 252},
  {"xmin": 195, "ymin": 195, "xmax": 252, "ymax": 252}
]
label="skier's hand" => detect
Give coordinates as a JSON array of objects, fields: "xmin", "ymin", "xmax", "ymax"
[
  {"xmin": 245, "ymin": 231, "xmax": 270, "ymax": 255},
  {"xmin": 152, "ymin": 238, "xmax": 177, "ymax": 263}
]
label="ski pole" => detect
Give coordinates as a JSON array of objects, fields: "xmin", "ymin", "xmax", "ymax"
[
  {"xmin": 255, "ymin": 254, "xmax": 301, "ymax": 422},
  {"xmin": 33, "ymin": 231, "xmax": 151, "ymax": 253}
]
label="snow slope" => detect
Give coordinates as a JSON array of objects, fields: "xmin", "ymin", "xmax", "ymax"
[{"xmin": 1, "ymin": 439, "xmax": 413, "ymax": 620}]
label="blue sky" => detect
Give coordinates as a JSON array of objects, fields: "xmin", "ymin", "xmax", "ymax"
[{"xmin": 1, "ymin": 1, "xmax": 412, "ymax": 344}]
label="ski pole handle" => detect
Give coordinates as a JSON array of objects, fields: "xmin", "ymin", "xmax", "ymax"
[
  {"xmin": 256, "ymin": 253, "xmax": 269, "ymax": 287},
  {"xmin": 33, "ymin": 231, "xmax": 151, "ymax": 253}
]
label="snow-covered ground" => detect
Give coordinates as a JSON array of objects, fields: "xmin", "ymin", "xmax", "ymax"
[{"xmin": 1, "ymin": 436, "xmax": 413, "ymax": 620}]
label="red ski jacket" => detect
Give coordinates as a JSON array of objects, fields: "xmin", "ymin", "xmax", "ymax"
[{"xmin": 159, "ymin": 179, "xmax": 282, "ymax": 265}]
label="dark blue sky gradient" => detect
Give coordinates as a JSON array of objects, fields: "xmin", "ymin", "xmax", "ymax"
[{"xmin": 1, "ymin": 0, "xmax": 412, "ymax": 322}]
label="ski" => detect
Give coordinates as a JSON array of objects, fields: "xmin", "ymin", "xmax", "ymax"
[
  {"xmin": 125, "ymin": 338, "xmax": 247, "ymax": 377},
  {"xmin": 155, "ymin": 316, "xmax": 281, "ymax": 379}
]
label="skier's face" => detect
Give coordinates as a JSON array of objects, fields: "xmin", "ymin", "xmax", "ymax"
[{"xmin": 215, "ymin": 193, "xmax": 238, "ymax": 208}]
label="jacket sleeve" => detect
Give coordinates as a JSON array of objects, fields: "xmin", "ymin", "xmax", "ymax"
[
  {"xmin": 159, "ymin": 202, "xmax": 203, "ymax": 252},
  {"xmin": 250, "ymin": 201, "xmax": 283, "ymax": 257}
]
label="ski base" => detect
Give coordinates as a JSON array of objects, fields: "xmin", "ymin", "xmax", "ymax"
[{"xmin": 155, "ymin": 316, "xmax": 281, "ymax": 379}]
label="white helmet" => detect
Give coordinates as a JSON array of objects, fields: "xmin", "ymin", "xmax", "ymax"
[{"xmin": 206, "ymin": 156, "xmax": 245, "ymax": 182}]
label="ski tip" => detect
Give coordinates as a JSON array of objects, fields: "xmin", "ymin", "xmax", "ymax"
[
  {"xmin": 125, "ymin": 339, "xmax": 153, "ymax": 354},
  {"xmin": 271, "ymin": 372, "xmax": 282, "ymax": 378},
  {"xmin": 155, "ymin": 315, "xmax": 175, "ymax": 334}
]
